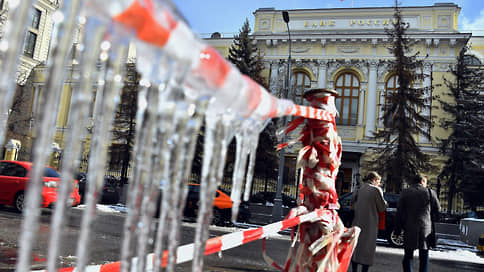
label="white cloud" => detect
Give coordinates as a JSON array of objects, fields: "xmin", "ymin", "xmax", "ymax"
[{"xmin": 461, "ymin": 9, "xmax": 484, "ymax": 36}]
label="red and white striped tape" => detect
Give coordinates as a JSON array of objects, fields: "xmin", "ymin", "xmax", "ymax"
[
  {"xmin": 105, "ymin": 0, "xmax": 337, "ymax": 123},
  {"xmin": 34, "ymin": 208, "xmax": 332, "ymax": 272}
]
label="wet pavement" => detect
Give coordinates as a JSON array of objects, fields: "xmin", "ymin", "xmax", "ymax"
[{"xmin": 0, "ymin": 204, "xmax": 482, "ymax": 271}]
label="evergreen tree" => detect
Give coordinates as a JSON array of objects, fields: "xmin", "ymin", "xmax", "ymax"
[
  {"xmin": 109, "ymin": 63, "xmax": 139, "ymax": 183},
  {"xmin": 371, "ymin": 3, "xmax": 433, "ymax": 191},
  {"xmin": 228, "ymin": 19, "xmax": 267, "ymax": 88},
  {"xmin": 438, "ymin": 46, "xmax": 484, "ymax": 211},
  {"xmin": 226, "ymin": 18, "xmax": 278, "ymax": 179}
]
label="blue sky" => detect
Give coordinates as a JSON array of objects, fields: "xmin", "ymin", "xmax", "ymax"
[{"xmin": 171, "ymin": 0, "xmax": 484, "ymax": 36}]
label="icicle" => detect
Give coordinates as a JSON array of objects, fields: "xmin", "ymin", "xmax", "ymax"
[
  {"xmin": 75, "ymin": 38, "xmax": 128, "ymax": 272},
  {"xmin": 118, "ymin": 47, "xmax": 177, "ymax": 272},
  {"xmin": 152, "ymin": 61, "xmax": 186, "ymax": 272},
  {"xmin": 164, "ymin": 105, "xmax": 193, "ymax": 272},
  {"xmin": 168, "ymin": 102, "xmax": 206, "ymax": 272},
  {"xmin": 192, "ymin": 108, "xmax": 235, "ymax": 272},
  {"xmin": 230, "ymin": 120, "xmax": 250, "ymax": 222},
  {"xmin": 230, "ymin": 118, "xmax": 266, "ymax": 222},
  {"xmin": 243, "ymin": 120, "xmax": 266, "ymax": 202},
  {"xmin": 120, "ymin": 86, "xmax": 150, "ymax": 272},
  {"xmin": 135, "ymin": 85, "xmax": 159, "ymax": 272},
  {"xmin": 16, "ymin": 1, "xmax": 88, "ymax": 270},
  {"xmin": 47, "ymin": 5, "xmax": 100, "ymax": 271},
  {"xmin": 152, "ymin": 101, "xmax": 176, "ymax": 272}
]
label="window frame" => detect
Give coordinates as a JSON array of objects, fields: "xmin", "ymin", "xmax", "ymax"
[
  {"xmin": 31, "ymin": 8, "xmax": 41, "ymax": 29},
  {"xmin": 383, "ymin": 74, "xmax": 399, "ymax": 126},
  {"xmin": 292, "ymin": 71, "xmax": 311, "ymax": 106},
  {"xmin": 463, "ymin": 55, "xmax": 481, "ymax": 66},
  {"xmin": 334, "ymin": 72, "xmax": 360, "ymax": 125},
  {"xmin": 23, "ymin": 8, "xmax": 42, "ymax": 58},
  {"xmin": 23, "ymin": 31, "xmax": 37, "ymax": 58}
]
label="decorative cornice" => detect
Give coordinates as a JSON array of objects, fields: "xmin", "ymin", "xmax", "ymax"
[
  {"xmin": 433, "ymin": 39, "xmax": 440, "ymax": 47},
  {"xmin": 292, "ymin": 46, "xmax": 311, "ymax": 53},
  {"xmin": 337, "ymin": 46, "xmax": 360, "ymax": 53}
]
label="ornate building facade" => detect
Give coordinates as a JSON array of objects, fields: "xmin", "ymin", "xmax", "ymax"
[
  {"xmin": 0, "ymin": 0, "xmax": 60, "ymax": 162},
  {"xmin": 206, "ymin": 3, "xmax": 482, "ymax": 212}
]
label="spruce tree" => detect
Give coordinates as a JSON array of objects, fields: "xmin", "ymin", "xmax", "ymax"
[
  {"xmin": 226, "ymin": 18, "xmax": 278, "ymax": 179},
  {"xmin": 228, "ymin": 19, "xmax": 267, "ymax": 88},
  {"xmin": 109, "ymin": 63, "xmax": 140, "ymax": 183},
  {"xmin": 438, "ymin": 46, "xmax": 484, "ymax": 211},
  {"xmin": 371, "ymin": 3, "xmax": 433, "ymax": 191}
]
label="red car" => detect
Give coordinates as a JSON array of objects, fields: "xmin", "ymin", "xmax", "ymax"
[{"xmin": 0, "ymin": 160, "xmax": 81, "ymax": 212}]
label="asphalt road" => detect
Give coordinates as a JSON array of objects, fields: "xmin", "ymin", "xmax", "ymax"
[{"xmin": 0, "ymin": 205, "xmax": 482, "ymax": 272}]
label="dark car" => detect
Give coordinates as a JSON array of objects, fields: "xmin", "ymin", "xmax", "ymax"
[
  {"xmin": 338, "ymin": 192, "xmax": 404, "ymax": 247},
  {"xmin": 155, "ymin": 183, "xmax": 251, "ymax": 226},
  {"xmin": 76, "ymin": 173, "xmax": 121, "ymax": 204}
]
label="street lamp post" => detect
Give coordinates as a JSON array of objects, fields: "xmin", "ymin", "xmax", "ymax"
[{"xmin": 272, "ymin": 10, "xmax": 292, "ymax": 222}]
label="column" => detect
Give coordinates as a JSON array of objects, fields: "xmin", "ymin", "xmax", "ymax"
[
  {"xmin": 377, "ymin": 86, "xmax": 385, "ymax": 127},
  {"xmin": 420, "ymin": 63, "xmax": 432, "ymax": 143},
  {"xmin": 450, "ymin": 39, "xmax": 456, "ymax": 57},
  {"xmin": 372, "ymin": 38, "xmax": 378, "ymax": 55},
  {"xmin": 317, "ymin": 60, "xmax": 328, "ymax": 88},
  {"xmin": 365, "ymin": 61, "xmax": 378, "ymax": 137},
  {"xmin": 358, "ymin": 84, "xmax": 366, "ymax": 126},
  {"xmin": 433, "ymin": 39, "xmax": 440, "ymax": 56},
  {"xmin": 269, "ymin": 60, "xmax": 279, "ymax": 96},
  {"xmin": 425, "ymin": 39, "xmax": 432, "ymax": 56}
]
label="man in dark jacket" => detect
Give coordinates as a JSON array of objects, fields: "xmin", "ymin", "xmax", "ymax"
[{"xmin": 396, "ymin": 174, "xmax": 441, "ymax": 272}]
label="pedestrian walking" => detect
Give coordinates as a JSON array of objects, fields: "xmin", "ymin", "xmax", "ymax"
[
  {"xmin": 350, "ymin": 171, "xmax": 387, "ymax": 272},
  {"xmin": 396, "ymin": 174, "xmax": 441, "ymax": 272}
]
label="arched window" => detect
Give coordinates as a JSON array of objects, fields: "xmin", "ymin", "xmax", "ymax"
[
  {"xmin": 335, "ymin": 72, "xmax": 360, "ymax": 125},
  {"xmin": 463, "ymin": 55, "xmax": 481, "ymax": 65},
  {"xmin": 384, "ymin": 74, "xmax": 399, "ymax": 126},
  {"xmin": 292, "ymin": 71, "xmax": 311, "ymax": 105}
]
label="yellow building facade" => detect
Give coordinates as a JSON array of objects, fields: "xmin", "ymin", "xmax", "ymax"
[
  {"xmin": 206, "ymin": 3, "xmax": 483, "ymax": 213},
  {"xmin": 1, "ymin": 0, "xmax": 60, "ymax": 162}
]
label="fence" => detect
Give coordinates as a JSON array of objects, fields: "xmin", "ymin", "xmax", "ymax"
[{"xmin": 190, "ymin": 174, "xmax": 298, "ymax": 201}]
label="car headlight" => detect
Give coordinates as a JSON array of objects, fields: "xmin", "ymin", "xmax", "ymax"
[{"xmin": 43, "ymin": 181, "xmax": 58, "ymax": 188}]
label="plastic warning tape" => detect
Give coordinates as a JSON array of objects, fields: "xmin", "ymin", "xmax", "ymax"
[
  {"xmin": 85, "ymin": 0, "xmax": 338, "ymax": 122},
  {"xmin": 34, "ymin": 208, "xmax": 328, "ymax": 272}
]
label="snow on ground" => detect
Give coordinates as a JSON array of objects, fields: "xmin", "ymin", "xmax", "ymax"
[
  {"xmin": 431, "ymin": 247, "xmax": 484, "ymax": 264},
  {"xmin": 376, "ymin": 243, "xmax": 484, "ymax": 265},
  {"xmin": 75, "ymin": 204, "xmax": 127, "ymax": 214}
]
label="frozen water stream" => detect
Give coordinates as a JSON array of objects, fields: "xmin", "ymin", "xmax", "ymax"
[{"xmin": 0, "ymin": 1, "xmax": 342, "ymax": 271}]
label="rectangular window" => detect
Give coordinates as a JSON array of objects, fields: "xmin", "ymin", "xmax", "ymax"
[
  {"xmin": 23, "ymin": 31, "xmax": 37, "ymax": 57},
  {"xmin": 32, "ymin": 9, "xmax": 41, "ymax": 29},
  {"xmin": 351, "ymin": 99, "xmax": 358, "ymax": 125}
]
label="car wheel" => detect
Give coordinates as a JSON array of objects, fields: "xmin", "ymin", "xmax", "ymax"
[
  {"xmin": 14, "ymin": 192, "xmax": 25, "ymax": 213},
  {"xmin": 388, "ymin": 229, "xmax": 404, "ymax": 247},
  {"xmin": 212, "ymin": 208, "xmax": 224, "ymax": 226}
]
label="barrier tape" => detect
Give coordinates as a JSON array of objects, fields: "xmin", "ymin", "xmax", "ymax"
[
  {"xmin": 108, "ymin": 0, "xmax": 337, "ymax": 122},
  {"xmin": 33, "ymin": 208, "xmax": 340, "ymax": 272}
]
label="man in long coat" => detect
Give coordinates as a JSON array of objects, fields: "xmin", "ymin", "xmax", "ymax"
[
  {"xmin": 396, "ymin": 174, "xmax": 441, "ymax": 272},
  {"xmin": 351, "ymin": 171, "xmax": 387, "ymax": 272}
]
